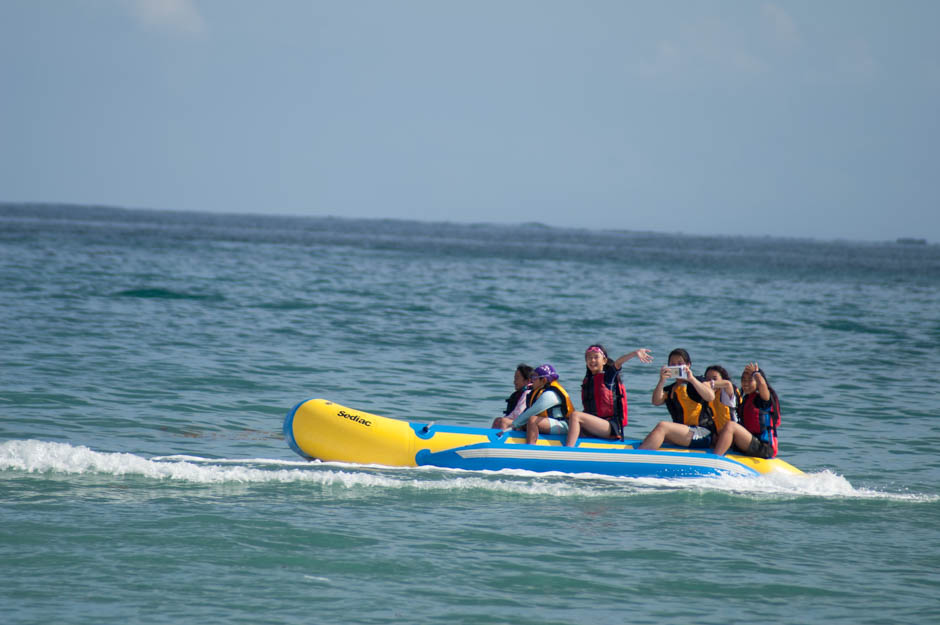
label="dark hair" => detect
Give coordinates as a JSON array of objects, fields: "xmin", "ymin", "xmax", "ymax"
[
  {"xmin": 742, "ymin": 366, "xmax": 771, "ymax": 386},
  {"xmin": 751, "ymin": 369, "xmax": 773, "ymax": 390},
  {"xmin": 705, "ymin": 365, "xmax": 730, "ymax": 380},
  {"xmin": 516, "ymin": 364, "xmax": 534, "ymax": 380},
  {"xmin": 755, "ymin": 368, "xmax": 769, "ymax": 385},
  {"xmin": 668, "ymin": 348, "xmax": 691, "ymax": 365},
  {"xmin": 742, "ymin": 367, "xmax": 779, "ymax": 419}
]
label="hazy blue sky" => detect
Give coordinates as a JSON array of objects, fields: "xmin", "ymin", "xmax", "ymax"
[{"xmin": 2, "ymin": 1, "xmax": 938, "ymax": 241}]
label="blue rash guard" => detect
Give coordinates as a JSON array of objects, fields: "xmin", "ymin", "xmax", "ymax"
[{"xmin": 510, "ymin": 389, "xmax": 569, "ymax": 434}]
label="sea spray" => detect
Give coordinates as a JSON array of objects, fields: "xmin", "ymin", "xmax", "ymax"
[{"xmin": 3, "ymin": 440, "xmax": 933, "ymax": 503}]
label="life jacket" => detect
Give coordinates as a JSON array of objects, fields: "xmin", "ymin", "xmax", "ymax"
[
  {"xmin": 739, "ymin": 387, "xmax": 781, "ymax": 457},
  {"xmin": 709, "ymin": 384, "xmax": 742, "ymax": 432},
  {"xmin": 527, "ymin": 380, "xmax": 575, "ymax": 420},
  {"xmin": 503, "ymin": 386, "xmax": 529, "ymax": 416},
  {"xmin": 664, "ymin": 378, "xmax": 715, "ymax": 432},
  {"xmin": 581, "ymin": 364, "xmax": 628, "ymax": 427}
]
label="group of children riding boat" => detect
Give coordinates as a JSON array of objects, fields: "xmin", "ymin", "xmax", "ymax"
[{"xmin": 492, "ymin": 345, "xmax": 781, "ymax": 458}]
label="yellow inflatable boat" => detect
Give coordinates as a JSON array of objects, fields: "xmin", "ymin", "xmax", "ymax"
[{"xmin": 284, "ymin": 398, "xmax": 803, "ymax": 478}]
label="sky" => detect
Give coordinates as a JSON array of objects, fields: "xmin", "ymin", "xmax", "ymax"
[{"xmin": 2, "ymin": 1, "xmax": 938, "ymax": 242}]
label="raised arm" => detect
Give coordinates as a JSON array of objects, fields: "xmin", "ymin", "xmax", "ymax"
[
  {"xmin": 652, "ymin": 366, "xmax": 671, "ymax": 405},
  {"xmin": 685, "ymin": 366, "xmax": 716, "ymax": 402},
  {"xmin": 753, "ymin": 372, "xmax": 771, "ymax": 400},
  {"xmin": 711, "ymin": 379, "xmax": 736, "ymax": 406},
  {"xmin": 711, "ymin": 379, "xmax": 734, "ymax": 394},
  {"xmin": 614, "ymin": 348, "xmax": 653, "ymax": 369},
  {"xmin": 744, "ymin": 362, "xmax": 771, "ymax": 401}
]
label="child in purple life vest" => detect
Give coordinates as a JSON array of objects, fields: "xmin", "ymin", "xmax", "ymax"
[
  {"xmin": 500, "ymin": 364, "xmax": 575, "ymax": 444},
  {"xmin": 564, "ymin": 344, "xmax": 653, "ymax": 446}
]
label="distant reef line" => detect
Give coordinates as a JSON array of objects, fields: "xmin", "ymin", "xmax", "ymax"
[{"xmin": 0, "ymin": 201, "xmax": 931, "ymax": 246}]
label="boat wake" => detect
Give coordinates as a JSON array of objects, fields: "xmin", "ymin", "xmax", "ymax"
[{"xmin": 1, "ymin": 439, "xmax": 934, "ymax": 503}]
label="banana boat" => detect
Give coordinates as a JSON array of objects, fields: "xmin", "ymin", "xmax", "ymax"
[{"xmin": 283, "ymin": 398, "xmax": 803, "ymax": 478}]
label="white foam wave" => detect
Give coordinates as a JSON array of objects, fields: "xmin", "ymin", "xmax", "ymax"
[
  {"xmin": 614, "ymin": 468, "xmax": 937, "ymax": 502},
  {"xmin": 151, "ymin": 454, "xmax": 311, "ymax": 467},
  {"xmin": 622, "ymin": 469, "xmax": 919, "ymax": 500},
  {"xmin": 0, "ymin": 440, "xmax": 591, "ymax": 496},
  {"xmin": 1, "ymin": 439, "xmax": 306, "ymax": 485},
  {"xmin": 2, "ymin": 440, "xmax": 935, "ymax": 502}
]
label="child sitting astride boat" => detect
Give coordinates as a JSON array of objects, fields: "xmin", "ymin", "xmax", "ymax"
[
  {"xmin": 564, "ymin": 344, "xmax": 652, "ymax": 446},
  {"xmin": 712, "ymin": 363, "xmax": 781, "ymax": 458},
  {"xmin": 499, "ymin": 364, "xmax": 574, "ymax": 444},
  {"xmin": 638, "ymin": 348, "xmax": 717, "ymax": 451}
]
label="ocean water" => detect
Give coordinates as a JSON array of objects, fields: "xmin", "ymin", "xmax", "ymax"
[{"xmin": 1, "ymin": 204, "xmax": 939, "ymax": 625}]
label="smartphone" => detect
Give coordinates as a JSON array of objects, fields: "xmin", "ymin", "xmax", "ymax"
[{"xmin": 666, "ymin": 365, "xmax": 688, "ymax": 379}]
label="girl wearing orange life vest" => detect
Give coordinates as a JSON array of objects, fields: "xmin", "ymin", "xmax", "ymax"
[
  {"xmin": 713, "ymin": 362, "xmax": 780, "ymax": 458},
  {"xmin": 638, "ymin": 348, "xmax": 717, "ymax": 450},
  {"xmin": 564, "ymin": 344, "xmax": 653, "ymax": 446},
  {"xmin": 703, "ymin": 364, "xmax": 741, "ymax": 433}
]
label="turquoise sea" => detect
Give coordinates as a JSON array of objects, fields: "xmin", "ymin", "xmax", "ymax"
[{"xmin": 2, "ymin": 204, "xmax": 939, "ymax": 625}]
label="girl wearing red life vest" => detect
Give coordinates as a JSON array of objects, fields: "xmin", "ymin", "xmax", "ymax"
[
  {"xmin": 712, "ymin": 362, "xmax": 780, "ymax": 458},
  {"xmin": 564, "ymin": 344, "xmax": 653, "ymax": 446}
]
